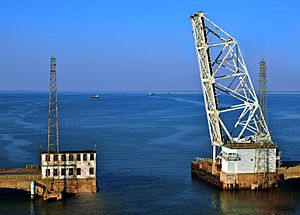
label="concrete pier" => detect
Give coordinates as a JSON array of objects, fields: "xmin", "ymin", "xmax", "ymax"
[
  {"xmin": 0, "ymin": 167, "xmax": 98, "ymax": 200},
  {"xmin": 192, "ymin": 158, "xmax": 300, "ymax": 190}
]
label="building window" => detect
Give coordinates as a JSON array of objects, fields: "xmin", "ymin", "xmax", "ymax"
[
  {"xmin": 83, "ymin": 154, "xmax": 87, "ymax": 161},
  {"xmin": 61, "ymin": 154, "xmax": 66, "ymax": 161},
  {"xmin": 90, "ymin": 154, "xmax": 94, "ymax": 161},
  {"xmin": 53, "ymin": 169, "xmax": 58, "ymax": 176},
  {"xmin": 69, "ymin": 154, "xmax": 74, "ymax": 161},
  {"xmin": 69, "ymin": 168, "xmax": 74, "ymax": 176},
  {"xmin": 46, "ymin": 169, "xmax": 50, "ymax": 176},
  {"xmin": 77, "ymin": 168, "xmax": 81, "ymax": 175},
  {"xmin": 61, "ymin": 168, "xmax": 66, "ymax": 176},
  {"xmin": 45, "ymin": 154, "xmax": 50, "ymax": 162},
  {"xmin": 89, "ymin": 168, "xmax": 94, "ymax": 175},
  {"xmin": 54, "ymin": 154, "xmax": 58, "ymax": 161},
  {"xmin": 77, "ymin": 154, "xmax": 81, "ymax": 161}
]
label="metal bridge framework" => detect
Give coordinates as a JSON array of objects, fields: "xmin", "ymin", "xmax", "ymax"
[{"xmin": 190, "ymin": 12, "xmax": 272, "ymax": 161}]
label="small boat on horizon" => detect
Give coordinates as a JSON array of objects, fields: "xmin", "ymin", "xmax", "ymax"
[
  {"xmin": 91, "ymin": 94, "xmax": 100, "ymax": 99},
  {"xmin": 149, "ymin": 92, "xmax": 154, "ymax": 96}
]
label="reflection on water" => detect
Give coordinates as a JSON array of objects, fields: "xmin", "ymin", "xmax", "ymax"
[{"xmin": 219, "ymin": 185, "xmax": 300, "ymax": 214}]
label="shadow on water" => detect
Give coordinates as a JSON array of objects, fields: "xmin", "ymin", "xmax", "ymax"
[
  {"xmin": 0, "ymin": 189, "xmax": 32, "ymax": 215},
  {"xmin": 0, "ymin": 189, "xmax": 115, "ymax": 215}
]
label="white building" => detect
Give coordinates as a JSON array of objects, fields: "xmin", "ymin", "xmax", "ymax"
[
  {"xmin": 220, "ymin": 146, "xmax": 276, "ymax": 174},
  {"xmin": 41, "ymin": 150, "xmax": 96, "ymax": 179}
]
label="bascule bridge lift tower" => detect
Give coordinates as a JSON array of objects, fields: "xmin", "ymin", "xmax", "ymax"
[{"xmin": 190, "ymin": 12, "xmax": 279, "ymax": 189}]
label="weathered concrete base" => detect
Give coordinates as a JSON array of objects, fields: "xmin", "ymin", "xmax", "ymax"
[
  {"xmin": 219, "ymin": 171, "xmax": 278, "ymax": 190},
  {"xmin": 192, "ymin": 167, "xmax": 222, "ymax": 187},
  {"xmin": 278, "ymin": 163, "xmax": 300, "ymax": 180},
  {"xmin": 33, "ymin": 178, "xmax": 98, "ymax": 200},
  {"xmin": 192, "ymin": 159, "xmax": 279, "ymax": 190},
  {"xmin": 0, "ymin": 168, "xmax": 41, "ymax": 192},
  {"xmin": 0, "ymin": 168, "xmax": 98, "ymax": 200},
  {"xmin": 36, "ymin": 178, "xmax": 98, "ymax": 196},
  {"xmin": 43, "ymin": 191, "xmax": 63, "ymax": 201}
]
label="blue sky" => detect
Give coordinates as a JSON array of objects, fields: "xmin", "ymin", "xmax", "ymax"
[{"xmin": 0, "ymin": 0, "xmax": 299, "ymax": 91}]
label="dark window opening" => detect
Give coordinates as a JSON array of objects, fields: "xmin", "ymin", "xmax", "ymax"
[
  {"xmin": 77, "ymin": 154, "xmax": 81, "ymax": 161},
  {"xmin": 61, "ymin": 168, "xmax": 66, "ymax": 176},
  {"xmin": 90, "ymin": 154, "xmax": 94, "ymax": 161},
  {"xmin": 45, "ymin": 154, "xmax": 50, "ymax": 162},
  {"xmin": 69, "ymin": 154, "xmax": 74, "ymax": 161},
  {"xmin": 54, "ymin": 154, "xmax": 58, "ymax": 161},
  {"xmin": 69, "ymin": 168, "xmax": 74, "ymax": 176},
  {"xmin": 77, "ymin": 168, "xmax": 81, "ymax": 175},
  {"xmin": 61, "ymin": 154, "xmax": 66, "ymax": 161},
  {"xmin": 89, "ymin": 168, "xmax": 94, "ymax": 175},
  {"xmin": 46, "ymin": 169, "xmax": 50, "ymax": 176},
  {"xmin": 83, "ymin": 154, "xmax": 87, "ymax": 161},
  {"xmin": 53, "ymin": 169, "xmax": 58, "ymax": 176}
]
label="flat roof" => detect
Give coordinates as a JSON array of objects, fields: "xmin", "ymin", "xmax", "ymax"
[
  {"xmin": 41, "ymin": 150, "xmax": 96, "ymax": 154},
  {"xmin": 223, "ymin": 143, "xmax": 276, "ymax": 149}
]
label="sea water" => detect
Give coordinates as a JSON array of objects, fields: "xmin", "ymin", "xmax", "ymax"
[{"xmin": 0, "ymin": 91, "xmax": 300, "ymax": 214}]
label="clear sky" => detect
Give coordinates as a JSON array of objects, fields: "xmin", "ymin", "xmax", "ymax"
[{"xmin": 0, "ymin": 0, "xmax": 299, "ymax": 91}]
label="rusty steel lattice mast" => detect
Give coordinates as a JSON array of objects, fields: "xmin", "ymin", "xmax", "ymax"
[
  {"xmin": 46, "ymin": 55, "xmax": 60, "ymax": 193},
  {"xmin": 259, "ymin": 59, "xmax": 267, "ymax": 127},
  {"xmin": 256, "ymin": 59, "xmax": 272, "ymax": 184},
  {"xmin": 190, "ymin": 12, "xmax": 272, "ymax": 161}
]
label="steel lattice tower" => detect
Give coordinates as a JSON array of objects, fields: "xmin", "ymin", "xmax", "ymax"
[
  {"xmin": 46, "ymin": 55, "xmax": 60, "ymax": 193},
  {"xmin": 48, "ymin": 55, "xmax": 59, "ymax": 154},
  {"xmin": 256, "ymin": 59, "xmax": 270, "ymax": 185},
  {"xmin": 259, "ymin": 59, "xmax": 267, "ymax": 127}
]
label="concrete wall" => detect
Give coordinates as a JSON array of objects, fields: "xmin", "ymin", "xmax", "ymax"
[
  {"xmin": 278, "ymin": 165, "xmax": 300, "ymax": 180},
  {"xmin": 0, "ymin": 165, "xmax": 98, "ymax": 196},
  {"xmin": 0, "ymin": 176, "xmax": 97, "ymax": 194},
  {"xmin": 0, "ymin": 178, "xmax": 33, "ymax": 192},
  {"xmin": 0, "ymin": 169, "xmax": 41, "ymax": 190},
  {"xmin": 38, "ymin": 178, "xmax": 98, "ymax": 194},
  {"xmin": 220, "ymin": 171, "xmax": 278, "ymax": 189},
  {"xmin": 76, "ymin": 153, "xmax": 96, "ymax": 179},
  {"xmin": 221, "ymin": 146, "xmax": 276, "ymax": 174}
]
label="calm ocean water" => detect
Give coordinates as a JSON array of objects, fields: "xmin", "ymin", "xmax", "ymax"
[{"xmin": 0, "ymin": 91, "xmax": 300, "ymax": 214}]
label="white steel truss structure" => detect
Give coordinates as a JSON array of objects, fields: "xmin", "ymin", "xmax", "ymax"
[{"xmin": 190, "ymin": 12, "xmax": 271, "ymax": 147}]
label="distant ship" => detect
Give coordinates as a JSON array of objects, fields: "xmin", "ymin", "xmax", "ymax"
[
  {"xmin": 149, "ymin": 92, "xmax": 154, "ymax": 96},
  {"xmin": 91, "ymin": 94, "xmax": 100, "ymax": 99}
]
